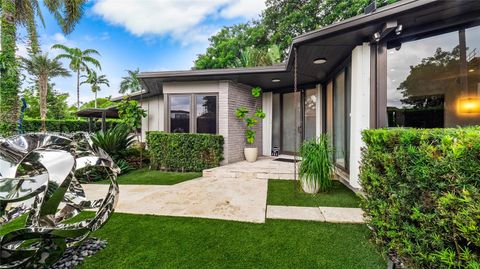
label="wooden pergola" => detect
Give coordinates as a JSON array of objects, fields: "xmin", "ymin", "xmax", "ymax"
[{"xmin": 76, "ymin": 107, "xmax": 119, "ymax": 132}]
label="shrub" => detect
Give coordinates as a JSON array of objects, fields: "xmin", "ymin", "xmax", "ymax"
[
  {"xmin": 91, "ymin": 124, "xmax": 135, "ymax": 161},
  {"xmin": 299, "ymin": 134, "xmax": 333, "ymax": 193},
  {"xmin": 147, "ymin": 132, "xmax": 223, "ymax": 172},
  {"xmin": 21, "ymin": 118, "xmax": 121, "ymax": 133},
  {"xmin": 360, "ymin": 127, "xmax": 480, "ymax": 268}
]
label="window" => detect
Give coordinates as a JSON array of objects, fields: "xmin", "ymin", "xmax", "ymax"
[
  {"xmin": 168, "ymin": 94, "xmax": 218, "ymax": 134},
  {"xmin": 329, "ymin": 64, "xmax": 351, "ymax": 171},
  {"xmin": 387, "ymin": 25, "xmax": 480, "ymax": 128},
  {"xmin": 195, "ymin": 95, "xmax": 217, "ymax": 134},
  {"xmin": 170, "ymin": 95, "xmax": 191, "ymax": 133}
]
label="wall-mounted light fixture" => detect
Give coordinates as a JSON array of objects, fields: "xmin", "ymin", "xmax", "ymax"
[
  {"xmin": 313, "ymin": 58, "xmax": 327, "ymax": 65},
  {"xmin": 458, "ymin": 97, "xmax": 480, "ymax": 114},
  {"xmin": 395, "ymin": 24, "xmax": 403, "ymax": 35}
]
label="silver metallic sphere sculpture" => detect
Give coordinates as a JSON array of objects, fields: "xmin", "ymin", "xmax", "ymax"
[{"xmin": 0, "ymin": 133, "xmax": 119, "ymax": 268}]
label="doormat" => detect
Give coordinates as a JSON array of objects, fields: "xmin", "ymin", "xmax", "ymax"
[{"xmin": 273, "ymin": 158, "xmax": 299, "ymax": 163}]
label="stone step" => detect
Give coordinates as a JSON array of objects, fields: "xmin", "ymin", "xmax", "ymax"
[{"xmin": 203, "ymin": 168, "xmax": 297, "ymax": 180}]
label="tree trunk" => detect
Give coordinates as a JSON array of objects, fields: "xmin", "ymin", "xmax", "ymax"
[
  {"xmin": 94, "ymin": 91, "xmax": 97, "ymax": 108},
  {"xmin": 39, "ymin": 77, "xmax": 47, "ymax": 132},
  {"xmin": 76, "ymin": 69, "xmax": 80, "ymax": 111},
  {"xmin": 0, "ymin": 0, "xmax": 19, "ymax": 136}
]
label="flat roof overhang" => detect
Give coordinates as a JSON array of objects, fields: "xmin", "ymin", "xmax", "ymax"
[{"xmin": 136, "ymin": 0, "xmax": 480, "ymax": 99}]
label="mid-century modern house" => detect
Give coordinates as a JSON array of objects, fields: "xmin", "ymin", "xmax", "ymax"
[{"xmin": 130, "ymin": 0, "xmax": 480, "ymax": 189}]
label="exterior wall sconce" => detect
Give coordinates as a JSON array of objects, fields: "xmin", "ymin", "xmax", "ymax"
[{"xmin": 458, "ymin": 97, "xmax": 480, "ymax": 114}]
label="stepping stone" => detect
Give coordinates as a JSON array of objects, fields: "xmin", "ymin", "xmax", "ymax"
[
  {"xmin": 266, "ymin": 205, "xmax": 325, "ymax": 221},
  {"xmin": 319, "ymin": 207, "xmax": 364, "ymax": 224}
]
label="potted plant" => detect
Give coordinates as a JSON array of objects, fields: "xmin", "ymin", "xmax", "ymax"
[
  {"xmin": 235, "ymin": 86, "xmax": 265, "ymax": 162},
  {"xmin": 299, "ymin": 134, "xmax": 333, "ymax": 194}
]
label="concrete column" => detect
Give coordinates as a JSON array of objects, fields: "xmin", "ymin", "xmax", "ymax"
[{"xmin": 349, "ymin": 43, "xmax": 371, "ymax": 189}]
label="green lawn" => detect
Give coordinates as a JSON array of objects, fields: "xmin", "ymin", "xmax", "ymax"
[
  {"xmin": 96, "ymin": 168, "xmax": 202, "ymax": 185},
  {"xmin": 77, "ymin": 213, "xmax": 384, "ymax": 269},
  {"xmin": 1, "ymin": 213, "xmax": 385, "ymax": 268},
  {"xmin": 267, "ymin": 179, "xmax": 361, "ymax": 208}
]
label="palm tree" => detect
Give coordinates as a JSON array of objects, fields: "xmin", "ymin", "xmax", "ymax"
[
  {"xmin": 0, "ymin": 0, "xmax": 86, "ymax": 134},
  {"xmin": 21, "ymin": 53, "xmax": 71, "ymax": 131},
  {"xmin": 231, "ymin": 45, "xmax": 282, "ymax": 68},
  {"xmin": 119, "ymin": 68, "xmax": 143, "ymax": 94},
  {"xmin": 81, "ymin": 70, "xmax": 109, "ymax": 108},
  {"xmin": 52, "ymin": 44, "xmax": 101, "ymax": 110}
]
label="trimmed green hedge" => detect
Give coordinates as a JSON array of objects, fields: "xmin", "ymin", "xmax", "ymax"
[
  {"xmin": 147, "ymin": 132, "xmax": 224, "ymax": 172},
  {"xmin": 22, "ymin": 119, "xmax": 121, "ymax": 133},
  {"xmin": 360, "ymin": 127, "xmax": 480, "ymax": 268}
]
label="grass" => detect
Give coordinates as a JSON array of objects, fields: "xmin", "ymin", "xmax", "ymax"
[
  {"xmin": 95, "ymin": 168, "xmax": 202, "ymax": 185},
  {"xmin": 267, "ymin": 179, "xmax": 361, "ymax": 208},
  {"xmin": 76, "ymin": 213, "xmax": 384, "ymax": 269},
  {"xmin": 1, "ymin": 213, "xmax": 385, "ymax": 268}
]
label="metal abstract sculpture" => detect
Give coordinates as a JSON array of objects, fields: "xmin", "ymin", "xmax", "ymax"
[{"xmin": 0, "ymin": 132, "xmax": 119, "ymax": 268}]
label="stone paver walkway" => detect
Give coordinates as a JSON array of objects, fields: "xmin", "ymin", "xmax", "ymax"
[
  {"xmin": 266, "ymin": 205, "xmax": 365, "ymax": 223},
  {"xmin": 83, "ymin": 177, "xmax": 268, "ymax": 223}
]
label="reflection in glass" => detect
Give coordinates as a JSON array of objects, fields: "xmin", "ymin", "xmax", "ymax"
[
  {"xmin": 272, "ymin": 93, "xmax": 281, "ymax": 150},
  {"xmin": 196, "ymin": 95, "xmax": 217, "ymax": 134},
  {"xmin": 334, "ymin": 71, "xmax": 346, "ymax": 168},
  {"xmin": 387, "ymin": 25, "xmax": 480, "ymax": 128},
  {"xmin": 304, "ymin": 89, "xmax": 317, "ymax": 141},
  {"xmin": 170, "ymin": 95, "xmax": 190, "ymax": 133},
  {"xmin": 282, "ymin": 92, "xmax": 302, "ymax": 153}
]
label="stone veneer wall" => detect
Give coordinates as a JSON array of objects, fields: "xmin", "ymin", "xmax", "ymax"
[{"xmin": 227, "ymin": 81, "xmax": 263, "ymax": 163}]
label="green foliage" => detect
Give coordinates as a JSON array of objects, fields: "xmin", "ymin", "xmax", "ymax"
[
  {"xmin": 235, "ymin": 87, "xmax": 265, "ymax": 145},
  {"xmin": 22, "ymin": 118, "xmax": 120, "ymax": 133},
  {"xmin": 147, "ymin": 132, "xmax": 224, "ymax": 172},
  {"xmin": 90, "ymin": 124, "xmax": 135, "ymax": 161},
  {"xmin": 23, "ymin": 84, "xmax": 72, "ymax": 119},
  {"xmin": 0, "ymin": 0, "xmax": 19, "ymax": 136},
  {"xmin": 119, "ymin": 68, "xmax": 143, "ymax": 94},
  {"xmin": 80, "ymin": 97, "xmax": 115, "ymax": 110},
  {"xmin": 117, "ymin": 98, "xmax": 146, "ymax": 133},
  {"xmin": 360, "ymin": 127, "xmax": 480, "ymax": 268},
  {"xmin": 195, "ymin": 0, "xmax": 399, "ymax": 69},
  {"xmin": 299, "ymin": 135, "xmax": 334, "ymax": 192}
]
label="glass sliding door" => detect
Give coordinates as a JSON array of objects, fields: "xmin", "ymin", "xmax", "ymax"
[
  {"xmin": 332, "ymin": 65, "xmax": 351, "ymax": 171},
  {"xmin": 282, "ymin": 92, "xmax": 302, "ymax": 153},
  {"xmin": 272, "ymin": 93, "xmax": 281, "ymax": 151}
]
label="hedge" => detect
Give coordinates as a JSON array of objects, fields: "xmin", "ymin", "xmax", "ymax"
[
  {"xmin": 21, "ymin": 119, "xmax": 122, "ymax": 133},
  {"xmin": 360, "ymin": 127, "xmax": 480, "ymax": 268},
  {"xmin": 147, "ymin": 132, "xmax": 224, "ymax": 172}
]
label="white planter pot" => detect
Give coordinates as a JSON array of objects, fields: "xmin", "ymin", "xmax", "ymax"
[
  {"xmin": 244, "ymin": 147, "xmax": 258, "ymax": 162},
  {"xmin": 300, "ymin": 176, "xmax": 320, "ymax": 194}
]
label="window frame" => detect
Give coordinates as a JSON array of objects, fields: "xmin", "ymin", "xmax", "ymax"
[
  {"xmin": 373, "ymin": 21, "xmax": 480, "ymax": 128},
  {"xmin": 166, "ymin": 93, "xmax": 219, "ymax": 134}
]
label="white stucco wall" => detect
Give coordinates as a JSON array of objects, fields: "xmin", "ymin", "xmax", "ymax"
[
  {"xmin": 349, "ymin": 43, "xmax": 371, "ymax": 189},
  {"xmin": 140, "ymin": 95, "xmax": 164, "ymax": 141},
  {"xmin": 262, "ymin": 92, "xmax": 273, "ymax": 156}
]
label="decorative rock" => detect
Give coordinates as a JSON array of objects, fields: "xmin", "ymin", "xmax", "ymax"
[{"xmin": 50, "ymin": 238, "xmax": 108, "ymax": 269}]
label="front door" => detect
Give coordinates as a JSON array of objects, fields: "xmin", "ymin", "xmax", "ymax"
[{"xmin": 272, "ymin": 89, "xmax": 317, "ymax": 155}]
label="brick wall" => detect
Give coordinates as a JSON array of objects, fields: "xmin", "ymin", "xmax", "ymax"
[{"xmin": 227, "ymin": 82, "xmax": 263, "ymax": 163}]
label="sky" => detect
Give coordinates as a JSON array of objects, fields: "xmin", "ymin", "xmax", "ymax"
[{"xmin": 17, "ymin": 0, "xmax": 266, "ymax": 105}]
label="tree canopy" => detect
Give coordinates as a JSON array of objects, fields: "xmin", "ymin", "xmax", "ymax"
[{"xmin": 194, "ymin": 0, "xmax": 398, "ymax": 69}]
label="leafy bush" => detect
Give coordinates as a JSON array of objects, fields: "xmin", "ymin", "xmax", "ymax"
[
  {"xmin": 91, "ymin": 124, "xmax": 135, "ymax": 161},
  {"xmin": 299, "ymin": 134, "xmax": 333, "ymax": 193},
  {"xmin": 360, "ymin": 127, "xmax": 480, "ymax": 268},
  {"xmin": 21, "ymin": 118, "xmax": 121, "ymax": 133},
  {"xmin": 147, "ymin": 132, "xmax": 223, "ymax": 172}
]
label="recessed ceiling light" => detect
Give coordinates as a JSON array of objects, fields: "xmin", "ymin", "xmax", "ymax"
[
  {"xmin": 469, "ymin": 69, "xmax": 475, "ymax": 73},
  {"xmin": 272, "ymin": 78, "xmax": 281, "ymax": 83},
  {"xmin": 313, "ymin": 58, "xmax": 327, "ymax": 65}
]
